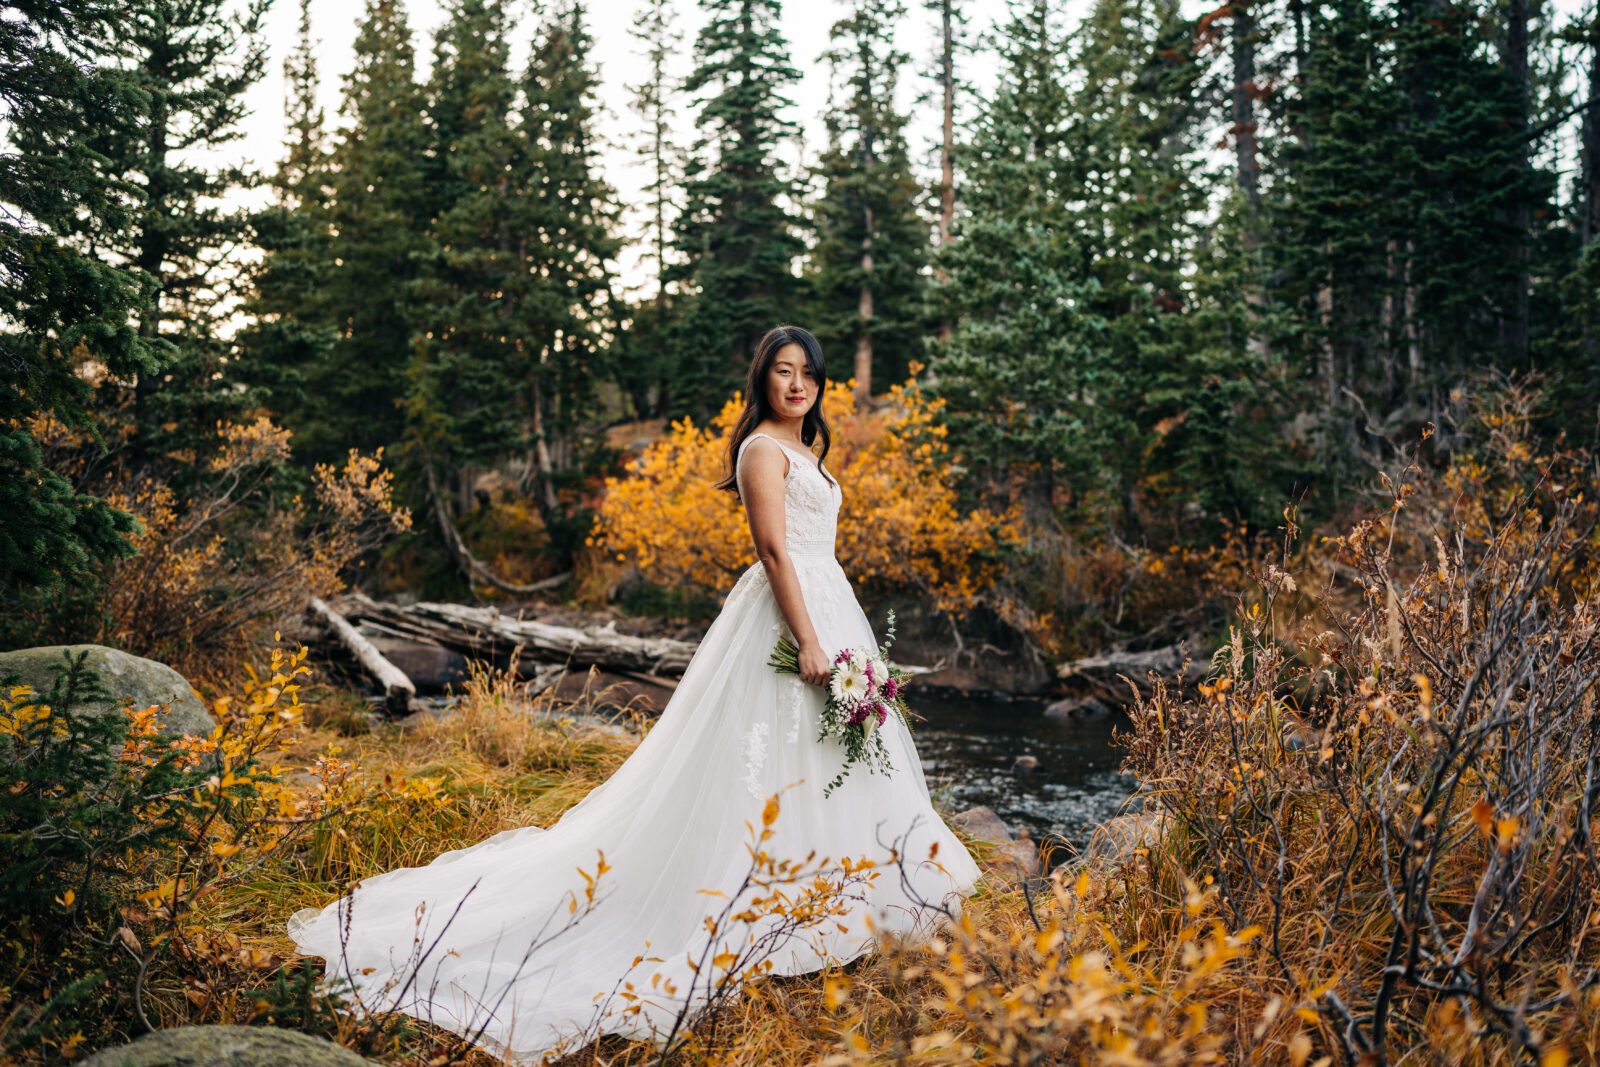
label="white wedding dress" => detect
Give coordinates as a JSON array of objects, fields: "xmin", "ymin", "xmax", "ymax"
[{"xmin": 287, "ymin": 431, "xmax": 983, "ymax": 1064}]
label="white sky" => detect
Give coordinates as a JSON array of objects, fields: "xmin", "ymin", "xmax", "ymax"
[
  {"xmin": 226, "ymin": 0, "xmax": 1587, "ymax": 296},
  {"xmin": 234, "ymin": 0, "xmax": 1014, "ymax": 296}
]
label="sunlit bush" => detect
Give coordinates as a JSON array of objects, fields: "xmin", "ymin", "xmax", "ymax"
[
  {"xmin": 24, "ymin": 412, "xmax": 412, "ymax": 674},
  {"xmin": 0, "ymin": 642, "xmax": 338, "ymax": 1060},
  {"xmin": 589, "ymin": 373, "xmax": 1023, "ymax": 617}
]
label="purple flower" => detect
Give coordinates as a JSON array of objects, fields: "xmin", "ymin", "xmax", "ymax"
[{"xmin": 882, "ymin": 676, "xmax": 899, "ymax": 700}]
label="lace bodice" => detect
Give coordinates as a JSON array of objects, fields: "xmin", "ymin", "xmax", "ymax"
[{"xmin": 734, "ymin": 431, "xmax": 841, "ymax": 558}]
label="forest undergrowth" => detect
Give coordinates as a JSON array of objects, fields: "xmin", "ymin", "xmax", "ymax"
[{"xmin": 4, "ymin": 385, "xmax": 1597, "ymax": 1065}]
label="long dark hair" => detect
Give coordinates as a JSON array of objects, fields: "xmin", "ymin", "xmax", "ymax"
[{"xmin": 714, "ymin": 324, "xmax": 835, "ymax": 497}]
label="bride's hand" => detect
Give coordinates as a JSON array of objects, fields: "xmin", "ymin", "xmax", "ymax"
[{"xmin": 798, "ymin": 641, "xmax": 832, "ymax": 687}]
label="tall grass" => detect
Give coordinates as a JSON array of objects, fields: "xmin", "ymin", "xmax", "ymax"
[{"xmin": 18, "ymin": 382, "xmax": 1598, "ymax": 1066}]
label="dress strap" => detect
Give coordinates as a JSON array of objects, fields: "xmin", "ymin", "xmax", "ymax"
[
  {"xmin": 739, "ymin": 431, "xmax": 818, "ymax": 473},
  {"xmin": 738, "ymin": 431, "xmax": 777, "ymax": 456}
]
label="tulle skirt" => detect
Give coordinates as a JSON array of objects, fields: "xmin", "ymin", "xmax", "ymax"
[{"xmin": 286, "ymin": 552, "xmax": 983, "ymax": 1064}]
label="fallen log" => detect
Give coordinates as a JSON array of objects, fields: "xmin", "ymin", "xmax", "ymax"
[
  {"xmin": 1055, "ymin": 641, "xmax": 1210, "ymax": 701},
  {"xmin": 338, "ymin": 594, "xmax": 698, "ymax": 677},
  {"xmin": 309, "ymin": 596, "xmax": 416, "ymax": 714},
  {"xmin": 333, "ymin": 593, "xmax": 940, "ymax": 684}
]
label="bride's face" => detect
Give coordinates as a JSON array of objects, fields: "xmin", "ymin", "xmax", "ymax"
[{"xmin": 767, "ymin": 343, "xmax": 818, "ymax": 419}]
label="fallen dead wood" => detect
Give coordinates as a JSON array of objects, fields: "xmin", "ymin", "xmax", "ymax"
[
  {"xmin": 309, "ymin": 596, "xmax": 416, "ymax": 714},
  {"xmin": 332, "ymin": 593, "xmax": 940, "ymax": 684},
  {"xmin": 338, "ymin": 594, "xmax": 699, "ymax": 677},
  {"xmin": 1055, "ymin": 641, "xmax": 1210, "ymax": 701},
  {"xmin": 422, "ymin": 460, "xmax": 572, "ymax": 597}
]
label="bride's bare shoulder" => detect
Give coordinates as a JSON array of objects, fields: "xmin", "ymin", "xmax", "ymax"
[{"xmin": 738, "ymin": 431, "xmax": 790, "ymax": 485}]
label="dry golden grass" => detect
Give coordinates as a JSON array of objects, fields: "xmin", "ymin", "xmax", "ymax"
[
  {"xmin": 23, "ymin": 382, "xmax": 1600, "ymax": 1067},
  {"xmin": 226, "ymin": 648, "xmax": 1289, "ymax": 1067}
]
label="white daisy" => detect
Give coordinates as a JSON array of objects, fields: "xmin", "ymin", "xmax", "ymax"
[{"xmin": 830, "ymin": 662, "xmax": 868, "ymax": 705}]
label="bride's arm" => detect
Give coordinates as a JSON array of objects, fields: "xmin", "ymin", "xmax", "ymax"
[{"xmin": 740, "ymin": 440, "xmax": 832, "ymax": 686}]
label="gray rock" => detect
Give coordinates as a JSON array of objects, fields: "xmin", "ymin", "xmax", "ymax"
[
  {"xmin": 1282, "ymin": 724, "xmax": 1317, "ymax": 753},
  {"xmin": 1044, "ymin": 696, "xmax": 1112, "ymax": 721},
  {"xmin": 0, "ymin": 645, "xmax": 216, "ymax": 743},
  {"xmin": 1129, "ymin": 775, "xmax": 1163, "ymax": 811},
  {"xmin": 949, "ymin": 805, "xmax": 1015, "ymax": 846},
  {"xmin": 1079, "ymin": 810, "xmax": 1168, "ymax": 869},
  {"xmin": 949, "ymin": 806, "xmax": 1044, "ymax": 878},
  {"xmin": 81, "ymin": 1025, "xmax": 382, "ymax": 1067},
  {"xmin": 1010, "ymin": 753, "xmax": 1042, "ymax": 774},
  {"xmin": 993, "ymin": 833, "xmax": 1045, "ymax": 877}
]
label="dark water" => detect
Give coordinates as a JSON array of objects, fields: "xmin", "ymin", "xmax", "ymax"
[{"xmin": 907, "ymin": 690, "xmax": 1139, "ymax": 859}]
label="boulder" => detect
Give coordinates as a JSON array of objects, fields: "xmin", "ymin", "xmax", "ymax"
[
  {"xmin": 0, "ymin": 645, "xmax": 215, "ymax": 743},
  {"xmin": 1079, "ymin": 810, "xmax": 1168, "ymax": 869},
  {"xmin": 1043, "ymin": 696, "xmax": 1112, "ymax": 721},
  {"xmin": 357, "ymin": 630, "xmax": 468, "ymax": 692},
  {"xmin": 949, "ymin": 805, "xmax": 1044, "ymax": 877},
  {"xmin": 949, "ymin": 805, "xmax": 1015, "ymax": 846},
  {"xmin": 993, "ymin": 833, "xmax": 1045, "ymax": 877},
  {"xmin": 1282, "ymin": 724, "xmax": 1318, "ymax": 753},
  {"xmin": 80, "ymin": 1025, "xmax": 382, "ymax": 1067},
  {"xmin": 1010, "ymin": 754, "xmax": 1043, "ymax": 774}
]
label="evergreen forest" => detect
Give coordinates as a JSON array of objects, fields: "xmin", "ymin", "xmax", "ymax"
[{"xmin": 4, "ymin": 0, "xmax": 1600, "ymax": 1063}]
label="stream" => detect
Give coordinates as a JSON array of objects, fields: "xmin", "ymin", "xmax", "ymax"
[{"xmin": 909, "ymin": 689, "xmax": 1139, "ymax": 862}]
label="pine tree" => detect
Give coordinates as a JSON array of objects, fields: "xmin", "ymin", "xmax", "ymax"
[
  {"xmin": 235, "ymin": 0, "xmax": 338, "ymax": 436},
  {"xmin": 407, "ymin": 0, "xmax": 620, "ymax": 565},
  {"xmin": 920, "ymin": 0, "xmax": 970, "ymax": 344},
  {"xmin": 318, "ymin": 0, "xmax": 429, "ymax": 461},
  {"xmin": 1544, "ymin": 7, "xmax": 1600, "ymax": 429},
  {"xmin": 926, "ymin": 0, "xmax": 1106, "ymax": 528},
  {"xmin": 615, "ymin": 0, "xmax": 685, "ymax": 419},
  {"xmin": 1390, "ymin": 0, "xmax": 1537, "ymax": 393},
  {"xmin": 0, "ymin": 2, "xmax": 167, "ymax": 596},
  {"xmin": 90, "ymin": 0, "xmax": 271, "ymax": 480},
  {"xmin": 1161, "ymin": 186, "xmax": 1286, "ymax": 530},
  {"xmin": 1269, "ymin": 0, "xmax": 1400, "ymax": 429},
  {"xmin": 406, "ymin": 0, "xmax": 523, "ymax": 509},
  {"xmin": 668, "ymin": 0, "xmax": 805, "ymax": 418},
  {"xmin": 512, "ymin": 0, "xmax": 623, "ymax": 539},
  {"xmin": 1072, "ymin": 0, "xmax": 1225, "ymax": 536},
  {"xmin": 805, "ymin": 0, "xmax": 931, "ymax": 401}
]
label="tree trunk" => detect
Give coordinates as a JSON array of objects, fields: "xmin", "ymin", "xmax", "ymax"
[
  {"xmin": 1232, "ymin": 0, "xmax": 1269, "ymax": 362},
  {"xmin": 528, "ymin": 376, "xmax": 560, "ymax": 526},
  {"xmin": 856, "ymin": 228, "xmax": 875, "ymax": 403},
  {"xmin": 310, "ymin": 595, "xmax": 415, "ymax": 713},
  {"xmin": 936, "ymin": 0, "xmax": 956, "ymax": 345},
  {"xmin": 1504, "ymin": 0, "xmax": 1531, "ymax": 363},
  {"xmin": 1582, "ymin": 26, "xmax": 1600, "ymax": 365},
  {"xmin": 1232, "ymin": 1, "xmax": 1261, "ymax": 219}
]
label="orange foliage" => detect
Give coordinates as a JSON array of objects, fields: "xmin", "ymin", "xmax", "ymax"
[
  {"xmin": 589, "ymin": 375, "xmax": 1022, "ymax": 615},
  {"xmin": 96, "ymin": 416, "xmax": 412, "ymax": 673}
]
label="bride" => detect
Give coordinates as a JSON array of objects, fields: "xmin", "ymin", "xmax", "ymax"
[{"xmin": 287, "ymin": 324, "xmax": 983, "ymax": 1063}]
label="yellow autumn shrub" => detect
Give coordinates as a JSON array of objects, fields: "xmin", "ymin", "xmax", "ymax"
[
  {"xmin": 589, "ymin": 374, "xmax": 1022, "ymax": 615},
  {"xmin": 100, "ymin": 417, "xmax": 411, "ymax": 673}
]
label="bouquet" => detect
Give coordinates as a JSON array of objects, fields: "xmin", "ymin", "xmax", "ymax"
[{"xmin": 768, "ymin": 609, "xmax": 916, "ymax": 798}]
